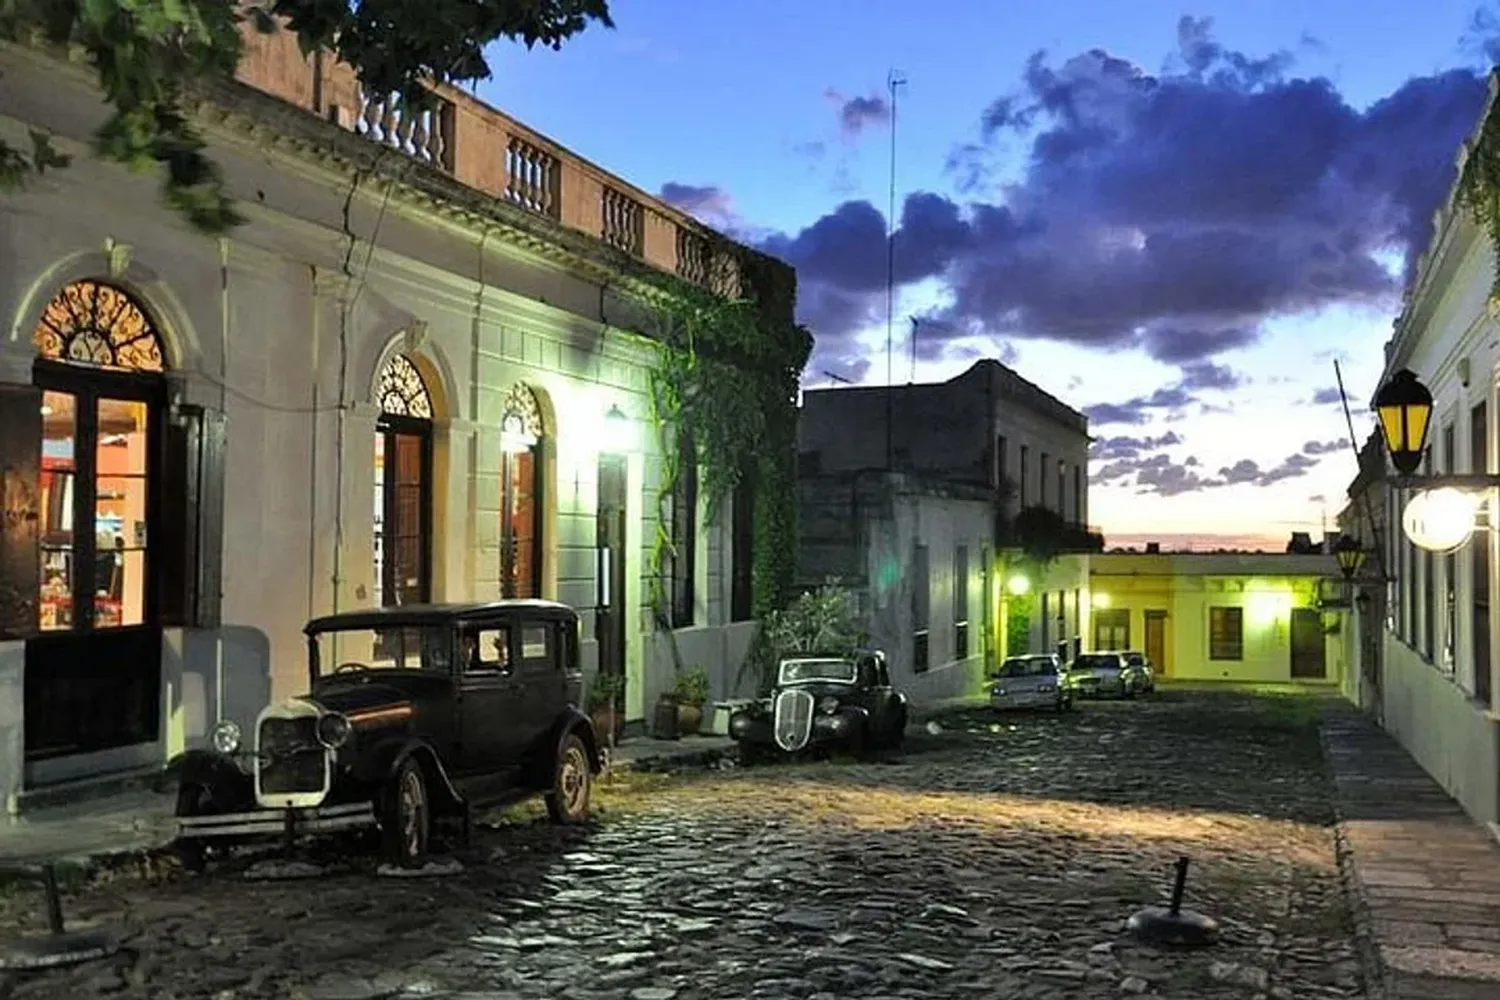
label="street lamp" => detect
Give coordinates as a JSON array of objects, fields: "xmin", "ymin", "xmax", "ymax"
[
  {"xmin": 1372, "ymin": 368, "xmax": 1500, "ymax": 553},
  {"xmin": 1333, "ymin": 535, "xmax": 1366, "ymax": 580},
  {"xmin": 1374, "ymin": 368, "xmax": 1432, "ymax": 476}
]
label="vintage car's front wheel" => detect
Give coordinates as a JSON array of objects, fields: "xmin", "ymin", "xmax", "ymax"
[
  {"xmin": 380, "ymin": 758, "xmax": 430, "ymax": 865},
  {"xmin": 545, "ymin": 733, "xmax": 592, "ymax": 824},
  {"xmin": 174, "ymin": 783, "xmax": 218, "ymax": 873}
]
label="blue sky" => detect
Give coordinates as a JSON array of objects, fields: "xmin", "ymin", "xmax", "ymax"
[{"xmin": 479, "ymin": 1, "xmax": 1496, "ymax": 548}]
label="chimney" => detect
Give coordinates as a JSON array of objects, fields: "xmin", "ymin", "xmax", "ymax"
[{"xmin": 1145, "ymin": 542, "xmax": 1160, "ymax": 554}]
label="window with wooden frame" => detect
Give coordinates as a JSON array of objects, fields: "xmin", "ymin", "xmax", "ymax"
[
  {"xmin": 953, "ymin": 544, "xmax": 969, "ymax": 660},
  {"xmin": 1209, "ymin": 606, "xmax": 1243, "ymax": 660}
]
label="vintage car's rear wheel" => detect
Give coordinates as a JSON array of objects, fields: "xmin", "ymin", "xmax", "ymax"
[
  {"xmin": 545, "ymin": 733, "xmax": 592, "ymax": 824},
  {"xmin": 381, "ymin": 758, "xmax": 430, "ymax": 865}
]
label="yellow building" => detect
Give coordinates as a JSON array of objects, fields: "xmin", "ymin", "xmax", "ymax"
[{"xmin": 1089, "ymin": 553, "xmax": 1346, "ymax": 685}]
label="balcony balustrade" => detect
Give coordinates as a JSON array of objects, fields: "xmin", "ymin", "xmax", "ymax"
[{"xmin": 232, "ymin": 29, "xmax": 752, "ymax": 293}]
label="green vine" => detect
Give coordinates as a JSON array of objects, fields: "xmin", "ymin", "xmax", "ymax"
[
  {"xmin": 639, "ymin": 245, "xmax": 812, "ymax": 652},
  {"xmin": 1457, "ymin": 103, "xmax": 1500, "ymax": 294}
]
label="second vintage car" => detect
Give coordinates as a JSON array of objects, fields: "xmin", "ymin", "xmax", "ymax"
[
  {"xmin": 730, "ymin": 650, "xmax": 908, "ymax": 759},
  {"xmin": 1070, "ymin": 651, "xmax": 1138, "ymax": 699},
  {"xmin": 162, "ymin": 600, "xmax": 604, "ymax": 868}
]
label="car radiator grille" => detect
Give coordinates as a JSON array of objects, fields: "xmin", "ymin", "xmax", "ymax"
[
  {"xmin": 773, "ymin": 689, "xmax": 814, "ymax": 752},
  {"xmin": 257, "ymin": 716, "xmax": 326, "ymax": 796}
]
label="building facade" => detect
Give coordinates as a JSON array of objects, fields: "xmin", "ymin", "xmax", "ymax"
[
  {"xmin": 1359, "ymin": 75, "xmax": 1500, "ymax": 827},
  {"xmin": 0, "ymin": 33, "xmax": 793, "ymax": 817},
  {"xmin": 1336, "ymin": 431, "xmax": 1390, "ymax": 713},
  {"xmin": 1090, "ymin": 553, "xmax": 1347, "ymax": 684},
  {"xmin": 797, "ymin": 360, "xmax": 1096, "ymax": 706}
]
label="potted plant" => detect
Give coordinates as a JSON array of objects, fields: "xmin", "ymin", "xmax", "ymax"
[
  {"xmin": 586, "ymin": 671, "xmax": 625, "ymax": 744},
  {"xmin": 674, "ymin": 666, "xmax": 710, "ymax": 736}
]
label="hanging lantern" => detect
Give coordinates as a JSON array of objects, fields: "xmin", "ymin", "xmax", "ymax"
[
  {"xmin": 1333, "ymin": 535, "xmax": 1367, "ymax": 580},
  {"xmin": 1374, "ymin": 369, "xmax": 1433, "ymax": 476}
]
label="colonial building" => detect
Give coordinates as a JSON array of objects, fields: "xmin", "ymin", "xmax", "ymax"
[
  {"xmin": 797, "ymin": 359, "xmax": 1097, "ymax": 706},
  {"xmin": 1089, "ymin": 553, "xmax": 1346, "ymax": 685},
  {"xmin": 0, "ymin": 31, "xmax": 797, "ymax": 820},
  {"xmin": 1357, "ymin": 74, "xmax": 1500, "ymax": 829}
]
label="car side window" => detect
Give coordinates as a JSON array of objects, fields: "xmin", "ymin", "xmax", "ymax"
[
  {"xmin": 519, "ymin": 624, "xmax": 550, "ymax": 667},
  {"xmin": 857, "ymin": 654, "xmax": 877, "ymax": 687},
  {"xmin": 875, "ymin": 654, "xmax": 892, "ymax": 687},
  {"xmin": 461, "ymin": 627, "xmax": 511, "ymax": 674}
]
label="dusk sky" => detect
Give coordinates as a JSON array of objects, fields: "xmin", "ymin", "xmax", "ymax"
[{"xmin": 479, "ymin": 1, "xmax": 1500, "ymax": 549}]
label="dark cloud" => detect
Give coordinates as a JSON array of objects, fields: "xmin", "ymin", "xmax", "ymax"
[
  {"xmin": 1090, "ymin": 431, "xmax": 1182, "ymax": 461},
  {"xmin": 658, "ymin": 183, "xmax": 746, "ymax": 235},
  {"xmin": 824, "ymin": 89, "xmax": 891, "ymax": 138},
  {"xmin": 1083, "ymin": 360, "xmax": 1241, "ymax": 427},
  {"xmin": 1302, "ymin": 438, "xmax": 1349, "ymax": 455},
  {"xmin": 1178, "ymin": 361, "xmax": 1242, "ymax": 391},
  {"xmin": 751, "ymin": 18, "xmax": 1487, "ymax": 373},
  {"xmin": 1095, "ymin": 445, "xmax": 1325, "ymax": 496}
]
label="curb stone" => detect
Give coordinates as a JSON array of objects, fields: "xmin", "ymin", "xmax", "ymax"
[
  {"xmin": 1318, "ymin": 719, "xmax": 1390, "ymax": 1000},
  {"xmin": 608, "ymin": 745, "xmax": 733, "ymax": 775}
]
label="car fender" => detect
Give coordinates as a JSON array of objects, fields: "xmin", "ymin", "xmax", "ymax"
[
  {"xmin": 370, "ymin": 737, "xmax": 465, "ymax": 813},
  {"xmin": 159, "ymin": 749, "xmax": 255, "ymax": 811},
  {"xmin": 546, "ymin": 707, "xmax": 603, "ymax": 776}
]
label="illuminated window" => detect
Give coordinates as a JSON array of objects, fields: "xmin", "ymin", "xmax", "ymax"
[
  {"xmin": 374, "ymin": 353, "xmax": 433, "ymax": 608},
  {"xmin": 1094, "ymin": 608, "xmax": 1128, "ymax": 650},
  {"xmin": 34, "ymin": 282, "xmax": 164, "ymax": 633},
  {"xmin": 498, "ymin": 382, "xmax": 544, "ymax": 599},
  {"xmin": 1209, "ymin": 606, "xmax": 1243, "ymax": 661}
]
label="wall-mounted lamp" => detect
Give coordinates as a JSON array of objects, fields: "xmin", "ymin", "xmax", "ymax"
[
  {"xmin": 599, "ymin": 403, "xmax": 638, "ymax": 454},
  {"xmin": 500, "ymin": 411, "xmax": 537, "ymax": 454}
]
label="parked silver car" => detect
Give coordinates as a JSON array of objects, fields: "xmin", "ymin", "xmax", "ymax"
[
  {"xmin": 1070, "ymin": 651, "xmax": 1136, "ymax": 699},
  {"xmin": 1121, "ymin": 651, "xmax": 1155, "ymax": 694},
  {"xmin": 989, "ymin": 654, "xmax": 1075, "ymax": 712}
]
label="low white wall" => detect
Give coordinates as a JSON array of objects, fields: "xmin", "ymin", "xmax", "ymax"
[{"xmin": 1382, "ymin": 634, "xmax": 1500, "ymax": 825}]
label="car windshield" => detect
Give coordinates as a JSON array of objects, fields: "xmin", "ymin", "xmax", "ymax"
[
  {"xmin": 779, "ymin": 658, "xmax": 857, "ymax": 684},
  {"xmin": 310, "ymin": 625, "xmax": 452, "ymax": 678},
  {"xmin": 1124, "ymin": 652, "xmax": 1145, "ymax": 665},
  {"xmin": 1074, "ymin": 653, "xmax": 1121, "ymax": 671},
  {"xmin": 992, "ymin": 657, "xmax": 1055, "ymax": 678}
]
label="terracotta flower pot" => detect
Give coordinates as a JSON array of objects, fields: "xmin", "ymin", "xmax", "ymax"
[{"xmin": 676, "ymin": 701, "xmax": 703, "ymax": 736}]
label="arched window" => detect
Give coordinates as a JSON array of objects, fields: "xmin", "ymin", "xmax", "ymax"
[
  {"xmin": 498, "ymin": 383, "xmax": 544, "ymax": 598},
  {"xmin": 374, "ymin": 353, "xmax": 434, "ymax": 607},
  {"xmin": 30, "ymin": 279, "xmax": 169, "ymax": 760}
]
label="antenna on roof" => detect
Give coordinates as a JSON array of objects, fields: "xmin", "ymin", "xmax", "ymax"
[{"xmin": 884, "ymin": 67, "xmax": 907, "ymax": 470}]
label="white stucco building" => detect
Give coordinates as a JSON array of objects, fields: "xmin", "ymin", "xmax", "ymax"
[
  {"xmin": 0, "ymin": 34, "xmax": 796, "ymax": 820},
  {"xmin": 1360, "ymin": 73, "xmax": 1500, "ymax": 829}
]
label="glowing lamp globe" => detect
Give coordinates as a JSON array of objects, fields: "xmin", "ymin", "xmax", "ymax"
[
  {"xmin": 1401, "ymin": 488, "xmax": 1479, "ymax": 553},
  {"xmin": 1006, "ymin": 574, "xmax": 1031, "ymax": 596},
  {"xmin": 1374, "ymin": 369, "xmax": 1433, "ymax": 476}
]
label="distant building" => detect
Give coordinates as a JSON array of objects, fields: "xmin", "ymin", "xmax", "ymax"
[
  {"xmin": 797, "ymin": 360, "xmax": 1097, "ymax": 707},
  {"xmin": 1336, "ymin": 429, "xmax": 1390, "ymax": 713},
  {"xmin": 1090, "ymin": 552, "xmax": 1347, "ymax": 685}
]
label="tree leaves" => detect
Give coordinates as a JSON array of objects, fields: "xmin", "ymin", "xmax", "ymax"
[{"xmin": 0, "ymin": 0, "xmax": 613, "ymax": 232}]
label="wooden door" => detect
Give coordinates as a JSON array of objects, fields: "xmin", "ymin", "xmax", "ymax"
[
  {"xmin": 1145, "ymin": 610, "xmax": 1167, "ymax": 676},
  {"xmin": 1290, "ymin": 608, "xmax": 1327, "ymax": 679}
]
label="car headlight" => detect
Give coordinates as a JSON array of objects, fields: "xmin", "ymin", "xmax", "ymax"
[
  {"xmin": 316, "ymin": 712, "xmax": 353, "ymax": 749},
  {"xmin": 210, "ymin": 719, "xmax": 241, "ymax": 754},
  {"xmin": 817, "ymin": 696, "xmax": 839, "ymax": 715},
  {"xmin": 992, "ymin": 686, "xmax": 1006, "ymax": 696}
]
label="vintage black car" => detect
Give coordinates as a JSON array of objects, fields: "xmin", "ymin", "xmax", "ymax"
[
  {"xmin": 730, "ymin": 650, "xmax": 908, "ymax": 758},
  {"xmin": 163, "ymin": 600, "xmax": 604, "ymax": 867}
]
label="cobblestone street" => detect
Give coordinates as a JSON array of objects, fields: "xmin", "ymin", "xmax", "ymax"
[{"xmin": 0, "ymin": 690, "xmax": 1362, "ymax": 1000}]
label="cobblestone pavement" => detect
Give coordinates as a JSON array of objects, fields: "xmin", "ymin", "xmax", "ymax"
[{"xmin": 0, "ymin": 689, "xmax": 1363, "ymax": 1000}]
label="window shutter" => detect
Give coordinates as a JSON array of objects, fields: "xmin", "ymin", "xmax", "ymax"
[
  {"xmin": 0, "ymin": 384, "xmax": 42, "ymax": 639},
  {"xmin": 159, "ymin": 405, "xmax": 226, "ymax": 629}
]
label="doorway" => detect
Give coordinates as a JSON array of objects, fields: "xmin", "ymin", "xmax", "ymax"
[
  {"xmin": 25, "ymin": 280, "xmax": 169, "ymax": 775},
  {"xmin": 1290, "ymin": 608, "xmax": 1327, "ymax": 679},
  {"xmin": 373, "ymin": 353, "xmax": 434, "ymax": 609},
  {"xmin": 595, "ymin": 454, "xmax": 628, "ymax": 703},
  {"xmin": 1144, "ymin": 610, "xmax": 1167, "ymax": 676}
]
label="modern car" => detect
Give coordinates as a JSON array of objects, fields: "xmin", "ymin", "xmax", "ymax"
[
  {"xmin": 1070, "ymin": 651, "xmax": 1136, "ymax": 699},
  {"xmin": 163, "ymin": 600, "xmax": 604, "ymax": 868},
  {"xmin": 730, "ymin": 649, "xmax": 908, "ymax": 759},
  {"xmin": 988, "ymin": 653, "xmax": 1075, "ymax": 712},
  {"xmin": 1122, "ymin": 651, "xmax": 1156, "ymax": 694}
]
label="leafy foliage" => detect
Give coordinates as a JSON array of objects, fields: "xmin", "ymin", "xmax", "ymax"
[
  {"xmin": 1459, "ymin": 100, "xmax": 1500, "ymax": 293},
  {"xmin": 1005, "ymin": 591, "xmax": 1035, "ymax": 657},
  {"xmin": 740, "ymin": 581, "xmax": 868, "ymax": 693},
  {"xmin": 585, "ymin": 669, "xmax": 624, "ymax": 711},
  {"xmin": 672, "ymin": 666, "xmax": 709, "ymax": 705},
  {"xmin": 644, "ymin": 250, "xmax": 811, "ymax": 638},
  {"xmin": 0, "ymin": 0, "xmax": 614, "ymax": 231}
]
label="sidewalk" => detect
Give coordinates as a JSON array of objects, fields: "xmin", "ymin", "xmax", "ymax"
[
  {"xmin": 1322, "ymin": 709, "xmax": 1500, "ymax": 1000},
  {"xmin": 606, "ymin": 734, "xmax": 735, "ymax": 772}
]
